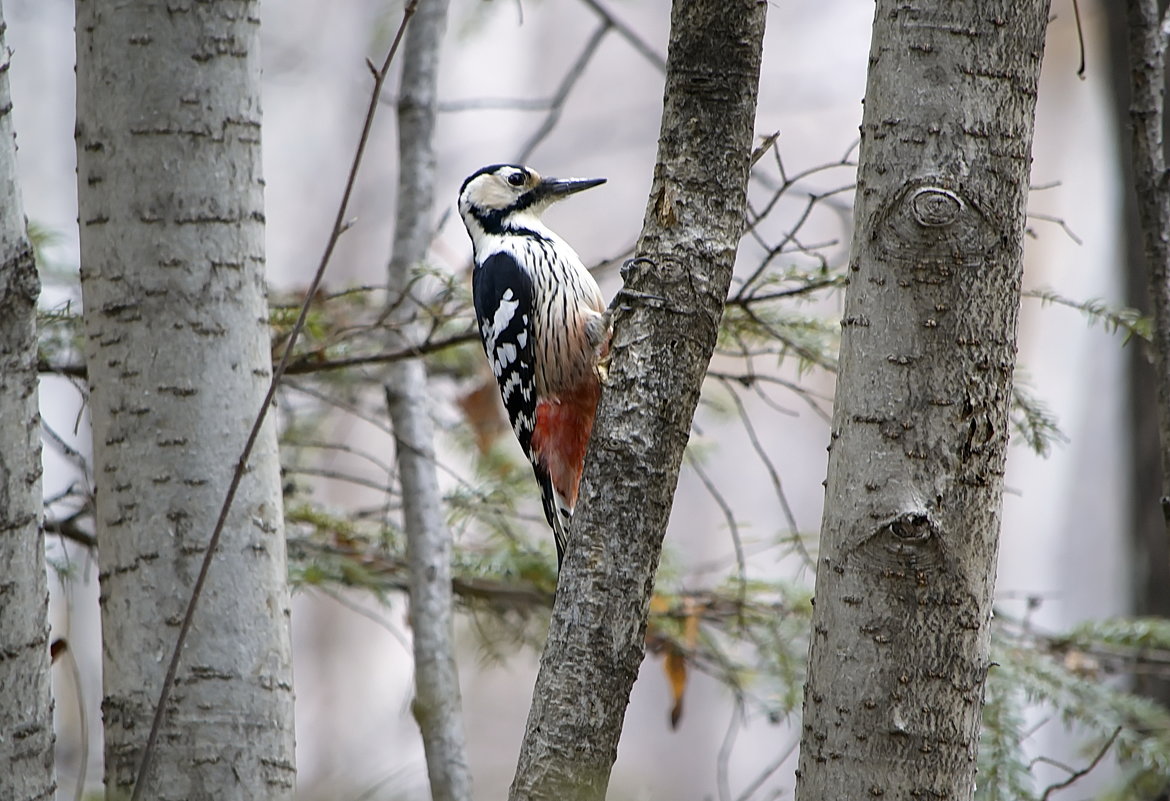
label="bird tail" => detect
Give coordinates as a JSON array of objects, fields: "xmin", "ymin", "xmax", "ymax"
[{"xmin": 535, "ymin": 466, "xmax": 573, "ymax": 567}]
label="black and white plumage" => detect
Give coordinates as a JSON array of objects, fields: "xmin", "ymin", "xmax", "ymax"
[{"xmin": 458, "ymin": 164, "xmax": 610, "ymax": 565}]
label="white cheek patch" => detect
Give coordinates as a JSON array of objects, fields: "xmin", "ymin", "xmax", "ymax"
[{"xmin": 469, "ymin": 177, "xmax": 520, "ymax": 211}]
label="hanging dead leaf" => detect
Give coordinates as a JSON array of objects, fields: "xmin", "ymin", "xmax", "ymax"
[
  {"xmin": 662, "ymin": 596, "xmax": 703, "ymax": 729},
  {"xmin": 648, "ymin": 593, "xmax": 671, "ymax": 616},
  {"xmin": 664, "ymin": 645, "xmax": 687, "ymax": 729},
  {"xmin": 458, "ymin": 376, "xmax": 509, "ymax": 455}
]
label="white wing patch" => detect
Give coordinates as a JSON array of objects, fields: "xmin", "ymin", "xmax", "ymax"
[{"xmin": 485, "ymin": 291, "xmax": 520, "ymax": 378}]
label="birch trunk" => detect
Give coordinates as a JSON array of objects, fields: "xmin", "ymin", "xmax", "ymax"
[
  {"xmin": 508, "ymin": 1, "xmax": 766, "ymax": 798},
  {"xmin": 795, "ymin": 2, "xmax": 1050, "ymax": 799},
  {"xmin": 383, "ymin": 0, "xmax": 472, "ymax": 798},
  {"xmin": 0, "ymin": 3, "xmax": 56, "ymax": 797},
  {"xmin": 75, "ymin": 2, "xmax": 295, "ymax": 798}
]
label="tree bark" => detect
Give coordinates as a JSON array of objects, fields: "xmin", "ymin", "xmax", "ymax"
[
  {"xmin": 1125, "ymin": 0, "xmax": 1170, "ymax": 606},
  {"xmin": 1106, "ymin": 0, "xmax": 1170, "ymax": 707},
  {"xmin": 795, "ymin": 3, "xmax": 1049, "ymax": 800},
  {"xmin": 383, "ymin": 1, "xmax": 473, "ymax": 799},
  {"xmin": 508, "ymin": 1, "xmax": 766, "ymax": 799},
  {"xmin": 75, "ymin": 2, "xmax": 295, "ymax": 798},
  {"xmin": 0, "ymin": 4, "xmax": 56, "ymax": 798}
]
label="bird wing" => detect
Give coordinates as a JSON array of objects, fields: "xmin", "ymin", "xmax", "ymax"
[
  {"xmin": 472, "ymin": 251, "xmax": 570, "ymax": 559},
  {"xmin": 473, "ymin": 251, "xmax": 538, "ymax": 456}
]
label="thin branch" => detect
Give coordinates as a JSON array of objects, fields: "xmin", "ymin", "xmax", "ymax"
[
  {"xmin": 313, "ymin": 585, "xmax": 412, "ymax": 656},
  {"xmin": 1025, "ymin": 210, "xmax": 1084, "ymax": 245},
  {"xmin": 734, "ymin": 736, "xmax": 799, "ymax": 801},
  {"xmin": 577, "ymin": 0, "xmax": 666, "ymax": 72},
  {"xmin": 37, "ymin": 357, "xmax": 85, "ymax": 378},
  {"xmin": 1037, "ymin": 726, "xmax": 1121, "ymax": 801},
  {"xmin": 514, "ymin": 20, "xmax": 611, "ymax": 164},
  {"xmin": 725, "ymin": 276, "xmax": 843, "ymax": 308},
  {"xmin": 438, "ymin": 96, "xmax": 556, "ymax": 112},
  {"xmin": 41, "ymin": 418, "xmax": 92, "ymax": 481},
  {"xmin": 128, "ymin": 4, "xmax": 420, "ymax": 798},
  {"xmin": 685, "ymin": 450, "xmax": 747, "ymax": 613},
  {"xmin": 718, "ymin": 377, "xmax": 811, "ymax": 569},
  {"xmin": 283, "ymin": 437, "xmax": 398, "ymax": 476},
  {"xmin": 715, "ymin": 702, "xmax": 745, "ymax": 801},
  {"xmin": 283, "ymin": 329, "xmax": 477, "ymax": 375},
  {"xmin": 44, "ymin": 512, "xmax": 97, "ymax": 550}
]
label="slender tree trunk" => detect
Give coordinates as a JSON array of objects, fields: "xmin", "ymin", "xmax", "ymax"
[
  {"xmin": 1106, "ymin": 0, "xmax": 1170, "ymax": 707},
  {"xmin": 795, "ymin": 3, "xmax": 1049, "ymax": 800},
  {"xmin": 75, "ymin": 2, "xmax": 295, "ymax": 798},
  {"xmin": 382, "ymin": 1, "xmax": 472, "ymax": 799},
  {"xmin": 508, "ymin": 2, "xmax": 766, "ymax": 799},
  {"xmin": 1125, "ymin": 0, "xmax": 1170, "ymax": 611},
  {"xmin": 0, "ymin": 4, "xmax": 56, "ymax": 798}
]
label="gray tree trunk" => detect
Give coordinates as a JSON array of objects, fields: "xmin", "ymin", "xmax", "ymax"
[
  {"xmin": 508, "ymin": 1, "xmax": 766, "ymax": 799},
  {"xmin": 0, "ymin": 4, "xmax": 56, "ymax": 798},
  {"xmin": 795, "ymin": 3, "xmax": 1050, "ymax": 800},
  {"xmin": 1124, "ymin": 0, "xmax": 1170, "ymax": 644},
  {"xmin": 1106, "ymin": 0, "xmax": 1170, "ymax": 707},
  {"xmin": 75, "ymin": 2, "xmax": 295, "ymax": 798},
  {"xmin": 383, "ymin": 1, "xmax": 473, "ymax": 799}
]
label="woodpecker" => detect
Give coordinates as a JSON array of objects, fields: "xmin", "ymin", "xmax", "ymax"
[{"xmin": 458, "ymin": 164, "xmax": 610, "ymax": 566}]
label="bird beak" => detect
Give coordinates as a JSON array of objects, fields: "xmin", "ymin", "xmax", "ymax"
[{"xmin": 535, "ymin": 176, "xmax": 606, "ymax": 203}]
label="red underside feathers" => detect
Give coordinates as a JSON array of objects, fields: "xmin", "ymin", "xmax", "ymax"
[{"xmin": 530, "ymin": 379, "xmax": 602, "ymax": 509}]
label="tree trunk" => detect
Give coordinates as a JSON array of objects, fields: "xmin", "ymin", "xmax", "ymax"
[
  {"xmin": 508, "ymin": 1, "xmax": 766, "ymax": 799},
  {"xmin": 0, "ymin": 3, "xmax": 56, "ymax": 798},
  {"xmin": 1124, "ymin": 0, "xmax": 1170, "ymax": 634},
  {"xmin": 1106, "ymin": 0, "xmax": 1170, "ymax": 707},
  {"xmin": 75, "ymin": 2, "xmax": 295, "ymax": 798},
  {"xmin": 795, "ymin": 3, "xmax": 1049, "ymax": 800},
  {"xmin": 383, "ymin": 1, "xmax": 473, "ymax": 799}
]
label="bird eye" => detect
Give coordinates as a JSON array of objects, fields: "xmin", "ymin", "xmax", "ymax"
[{"xmin": 507, "ymin": 171, "xmax": 527, "ymax": 187}]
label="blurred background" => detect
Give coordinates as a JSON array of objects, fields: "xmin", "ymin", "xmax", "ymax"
[{"xmin": 5, "ymin": 0, "xmax": 1140, "ymax": 798}]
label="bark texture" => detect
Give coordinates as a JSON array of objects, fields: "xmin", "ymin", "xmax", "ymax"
[
  {"xmin": 795, "ymin": 3, "xmax": 1049, "ymax": 800},
  {"xmin": 0, "ymin": 5, "xmax": 56, "ymax": 798},
  {"xmin": 1107, "ymin": 0, "xmax": 1170, "ymax": 706},
  {"xmin": 383, "ymin": 0, "xmax": 473, "ymax": 799},
  {"xmin": 1125, "ymin": 0, "xmax": 1170, "ymax": 578},
  {"xmin": 508, "ymin": 2, "xmax": 766, "ymax": 799},
  {"xmin": 75, "ymin": 2, "xmax": 295, "ymax": 798}
]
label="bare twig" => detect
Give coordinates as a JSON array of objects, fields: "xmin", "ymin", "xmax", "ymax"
[
  {"xmin": 128, "ymin": 4, "xmax": 420, "ymax": 798},
  {"xmin": 685, "ymin": 450, "xmax": 747, "ymax": 613},
  {"xmin": 44, "ymin": 511, "xmax": 97, "ymax": 549},
  {"xmin": 1025, "ymin": 210, "xmax": 1084, "ymax": 245},
  {"xmin": 577, "ymin": 0, "xmax": 666, "ymax": 72},
  {"xmin": 717, "ymin": 377, "xmax": 812, "ymax": 568},
  {"xmin": 38, "ymin": 326, "xmax": 480, "ymax": 381},
  {"xmin": 716, "ymin": 702, "xmax": 745, "ymax": 801},
  {"xmin": 734, "ymin": 735, "xmax": 799, "ymax": 801},
  {"xmin": 514, "ymin": 20, "xmax": 611, "ymax": 164},
  {"xmin": 1037, "ymin": 726, "xmax": 1120, "ymax": 801},
  {"xmin": 285, "ymin": 328, "xmax": 477, "ymax": 374}
]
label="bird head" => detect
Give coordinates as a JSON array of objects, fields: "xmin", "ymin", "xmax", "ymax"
[{"xmin": 458, "ymin": 164, "xmax": 606, "ymax": 239}]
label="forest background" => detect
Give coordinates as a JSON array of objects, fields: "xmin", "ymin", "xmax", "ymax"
[{"xmin": 2, "ymin": 0, "xmax": 1151, "ymax": 799}]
